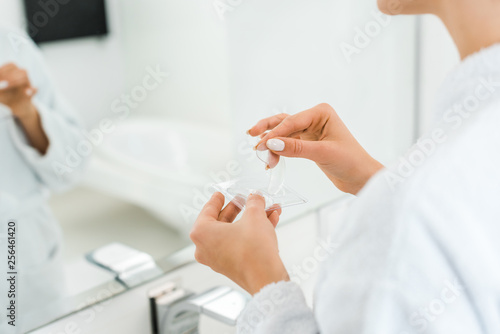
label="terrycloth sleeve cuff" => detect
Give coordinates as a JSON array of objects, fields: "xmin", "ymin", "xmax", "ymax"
[{"xmin": 237, "ymin": 281, "xmax": 319, "ymax": 334}]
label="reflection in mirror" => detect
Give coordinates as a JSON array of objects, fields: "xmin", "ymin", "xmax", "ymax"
[{"xmin": 1, "ymin": 0, "xmax": 417, "ymax": 332}]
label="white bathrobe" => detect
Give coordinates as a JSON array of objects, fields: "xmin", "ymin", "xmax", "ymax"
[
  {"xmin": 0, "ymin": 26, "xmax": 85, "ymax": 328},
  {"xmin": 237, "ymin": 44, "xmax": 500, "ymax": 333}
]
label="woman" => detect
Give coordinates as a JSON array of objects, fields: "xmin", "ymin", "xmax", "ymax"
[
  {"xmin": 0, "ymin": 25, "xmax": 85, "ymax": 327},
  {"xmin": 191, "ymin": 0, "xmax": 500, "ymax": 333}
]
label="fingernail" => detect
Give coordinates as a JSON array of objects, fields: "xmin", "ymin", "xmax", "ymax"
[
  {"xmin": 256, "ymin": 142, "xmax": 267, "ymax": 151},
  {"xmin": 253, "ymin": 190, "xmax": 264, "ymax": 197},
  {"xmin": 0, "ymin": 81, "xmax": 8, "ymax": 90},
  {"xmin": 266, "ymin": 138, "xmax": 285, "ymax": 152},
  {"xmin": 246, "ymin": 129, "xmax": 251, "ymax": 135},
  {"xmin": 25, "ymin": 88, "xmax": 33, "ymax": 96}
]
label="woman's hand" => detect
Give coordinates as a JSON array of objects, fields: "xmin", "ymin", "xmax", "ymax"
[
  {"xmin": 0, "ymin": 63, "xmax": 38, "ymax": 118},
  {"xmin": 249, "ymin": 103, "xmax": 384, "ymax": 195},
  {"xmin": 0, "ymin": 63, "xmax": 48, "ymax": 154},
  {"xmin": 190, "ymin": 192, "xmax": 289, "ymax": 295}
]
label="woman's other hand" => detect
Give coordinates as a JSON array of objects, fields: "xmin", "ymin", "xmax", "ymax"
[
  {"xmin": 0, "ymin": 63, "xmax": 38, "ymax": 118},
  {"xmin": 249, "ymin": 103, "xmax": 384, "ymax": 195},
  {"xmin": 0, "ymin": 63, "xmax": 48, "ymax": 154},
  {"xmin": 190, "ymin": 192, "xmax": 289, "ymax": 295}
]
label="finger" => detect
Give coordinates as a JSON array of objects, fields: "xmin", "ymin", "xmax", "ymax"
[
  {"xmin": 0, "ymin": 65, "xmax": 16, "ymax": 90},
  {"xmin": 265, "ymin": 137, "xmax": 331, "ymax": 162},
  {"xmin": 5, "ymin": 72, "xmax": 30, "ymax": 89},
  {"xmin": 268, "ymin": 211, "xmax": 280, "ymax": 228},
  {"xmin": 266, "ymin": 205, "xmax": 282, "ymax": 217},
  {"xmin": 0, "ymin": 70, "xmax": 29, "ymax": 90},
  {"xmin": 243, "ymin": 193, "xmax": 267, "ymax": 218},
  {"xmin": 248, "ymin": 113, "xmax": 288, "ymax": 137},
  {"xmin": 218, "ymin": 197, "xmax": 244, "ymax": 222},
  {"xmin": 266, "ymin": 151, "xmax": 280, "ymax": 169},
  {"xmin": 255, "ymin": 110, "xmax": 315, "ymax": 149},
  {"xmin": 198, "ymin": 192, "xmax": 226, "ymax": 221},
  {"xmin": 0, "ymin": 63, "xmax": 17, "ymax": 77}
]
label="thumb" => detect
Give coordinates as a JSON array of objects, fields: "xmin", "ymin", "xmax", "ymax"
[
  {"xmin": 242, "ymin": 193, "xmax": 267, "ymax": 219},
  {"xmin": 265, "ymin": 137, "xmax": 327, "ymax": 162}
]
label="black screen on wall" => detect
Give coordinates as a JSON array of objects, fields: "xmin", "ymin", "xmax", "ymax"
[{"xmin": 24, "ymin": 0, "xmax": 108, "ymax": 44}]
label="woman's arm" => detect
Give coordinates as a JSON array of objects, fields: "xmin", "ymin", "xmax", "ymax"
[
  {"xmin": 1, "ymin": 31, "xmax": 87, "ymax": 190},
  {"xmin": 249, "ymin": 103, "xmax": 384, "ymax": 195},
  {"xmin": 0, "ymin": 64, "xmax": 48, "ymax": 154},
  {"xmin": 15, "ymin": 103, "xmax": 49, "ymax": 155},
  {"xmin": 191, "ymin": 193, "xmax": 320, "ymax": 334},
  {"xmin": 237, "ymin": 281, "xmax": 319, "ymax": 334}
]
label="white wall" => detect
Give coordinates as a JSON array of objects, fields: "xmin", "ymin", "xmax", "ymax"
[
  {"xmin": 418, "ymin": 15, "xmax": 460, "ymax": 134},
  {"xmin": 1, "ymin": 0, "xmax": 424, "ymax": 144},
  {"xmin": 1, "ymin": 1, "xmax": 461, "ymax": 150},
  {"xmin": 38, "ymin": 0, "xmax": 127, "ymax": 128},
  {"xmin": 118, "ymin": 0, "xmax": 231, "ymax": 128},
  {"xmin": 0, "ymin": 0, "xmax": 231, "ymax": 129},
  {"xmin": 0, "ymin": 0, "xmax": 126, "ymax": 127},
  {"xmin": 0, "ymin": 0, "xmax": 24, "ymax": 27}
]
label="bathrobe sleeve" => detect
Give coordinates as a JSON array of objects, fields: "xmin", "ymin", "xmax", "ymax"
[
  {"xmin": 237, "ymin": 281, "xmax": 319, "ymax": 334},
  {"xmin": 5, "ymin": 35, "xmax": 86, "ymax": 191}
]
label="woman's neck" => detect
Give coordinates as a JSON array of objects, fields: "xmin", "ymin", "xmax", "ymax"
[{"xmin": 436, "ymin": 1, "xmax": 500, "ymax": 60}]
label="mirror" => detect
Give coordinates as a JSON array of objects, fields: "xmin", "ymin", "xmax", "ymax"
[{"xmin": 0, "ymin": 0, "xmax": 417, "ymax": 331}]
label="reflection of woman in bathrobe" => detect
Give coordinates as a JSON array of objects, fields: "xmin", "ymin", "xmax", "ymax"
[{"xmin": 0, "ymin": 26, "xmax": 85, "ymax": 328}]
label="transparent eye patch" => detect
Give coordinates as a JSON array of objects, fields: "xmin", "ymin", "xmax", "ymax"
[{"xmin": 212, "ymin": 142, "xmax": 307, "ymax": 211}]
